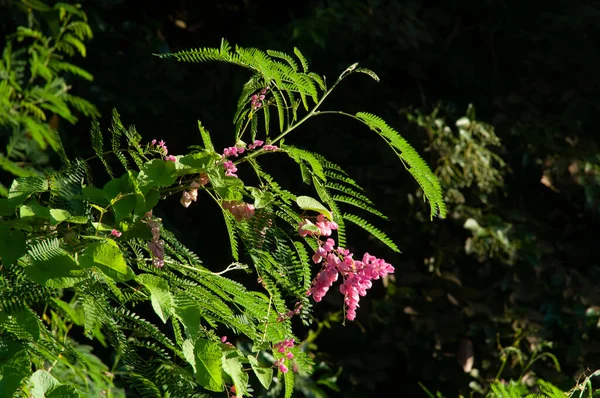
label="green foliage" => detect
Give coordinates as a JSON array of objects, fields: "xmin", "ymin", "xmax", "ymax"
[
  {"xmin": 0, "ymin": 38, "xmax": 442, "ymax": 396},
  {"xmin": 0, "ymin": 1, "xmax": 98, "ymax": 195}
]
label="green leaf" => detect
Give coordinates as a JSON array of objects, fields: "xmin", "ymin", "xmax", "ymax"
[
  {"xmin": 174, "ymin": 293, "xmax": 202, "ymax": 340},
  {"xmin": 0, "ymin": 340, "xmax": 31, "ymax": 398},
  {"xmin": 0, "ymin": 226, "xmax": 26, "ymax": 265},
  {"xmin": 0, "ymin": 307, "xmax": 40, "ymax": 341},
  {"xmin": 177, "ymin": 152, "xmax": 220, "ymax": 175},
  {"xmin": 81, "ymin": 186, "xmax": 109, "ymax": 207},
  {"xmin": 137, "ymin": 159, "xmax": 178, "ymax": 193},
  {"xmin": 79, "ymin": 240, "xmax": 134, "ymax": 282},
  {"xmin": 206, "ymin": 166, "xmax": 244, "ymax": 201},
  {"xmin": 183, "ymin": 339, "xmax": 197, "ymax": 373},
  {"xmin": 8, "ymin": 177, "xmax": 48, "ymax": 199},
  {"xmin": 197, "ymin": 121, "xmax": 215, "ymax": 152},
  {"xmin": 20, "ymin": 204, "xmax": 51, "ymax": 220},
  {"xmin": 249, "ymin": 187, "xmax": 275, "ymax": 209},
  {"xmin": 29, "ymin": 369, "xmax": 79, "ymax": 398},
  {"xmin": 247, "ymin": 355, "xmax": 273, "ymax": 389},
  {"xmin": 49, "ymin": 209, "xmax": 72, "ymax": 225},
  {"xmin": 136, "ymin": 274, "xmax": 174, "ymax": 323},
  {"xmin": 222, "ymin": 351, "xmax": 249, "ymax": 396},
  {"xmin": 102, "ymin": 171, "xmax": 141, "ymax": 223},
  {"xmin": 296, "ymin": 195, "xmax": 332, "ymax": 220},
  {"xmin": 194, "ymin": 339, "xmax": 224, "ymax": 392},
  {"xmin": 25, "ymin": 254, "xmax": 86, "ymax": 288},
  {"xmin": 0, "ymin": 195, "xmax": 29, "ymax": 217}
]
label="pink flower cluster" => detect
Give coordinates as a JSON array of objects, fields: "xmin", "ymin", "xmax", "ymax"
[
  {"xmin": 110, "ymin": 229, "xmax": 122, "ymax": 237},
  {"xmin": 220, "ymin": 140, "xmax": 278, "ymax": 178},
  {"xmin": 298, "ymin": 214, "xmax": 339, "ymax": 237},
  {"xmin": 273, "ymin": 338, "xmax": 295, "ymax": 373},
  {"xmin": 180, "ymin": 173, "xmax": 209, "ymax": 208},
  {"xmin": 150, "ymin": 139, "xmax": 176, "ymax": 162},
  {"xmin": 145, "ymin": 213, "xmax": 165, "ymax": 268},
  {"xmin": 222, "ymin": 201, "xmax": 255, "ymax": 222},
  {"xmin": 301, "ymin": 216, "xmax": 395, "ymax": 321},
  {"xmin": 251, "ymin": 87, "xmax": 268, "ymax": 110}
]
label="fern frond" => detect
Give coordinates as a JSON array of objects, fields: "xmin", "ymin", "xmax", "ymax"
[
  {"xmin": 27, "ymin": 238, "xmax": 63, "ymax": 261},
  {"xmin": 343, "ymin": 213, "xmax": 400, "ymax": 253},
  {"xmin": 293, "ymin": 47, "xmax": 309, "ymax": 73},
  {"xmin": 156, "ymin": 38, "xmax": 244, "ymax": 67},
  {"xmin": 332, "ymin": 194, "xmax": 388, "ymax": 219},
  {"xmin": 355, "ymin": 112, "xmax": 446, "ymax": 219},
  {"xmin": 267, "ymin": 49, "xmax": 299, "ymax": 71},
  {"xmin": 281, "ymin": 145, "xmax": 325, "ymax": 181}
]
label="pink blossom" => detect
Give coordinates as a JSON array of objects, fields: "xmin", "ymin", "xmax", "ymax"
[
  {"xmin": 247, "ymin": 140, "xmax": 264, "ymax": 150},
  {"xmin": 110, "ymin": 229, "xmax": 122, "ymax": 237},
  {"xmin": 221, "ymin": 336, "xmax": 228, "ymax": 343},
  {"xmin": 222, "ymin": 201, "xmax": 255, "ymax": 221},
  {"xmin": 279, "ymin": 364, "xmax": 288, "ymax": 373},
  {"xmin": 223, "ymin": 160, "xmax": 238, "ymax": 177},
  {"xmin": 165, "ymin": 155, "xmax": 176, "ymax": 162},
  {"xmin": 263, "ymin": 144, "xmax": 278, "ymax": 151}
]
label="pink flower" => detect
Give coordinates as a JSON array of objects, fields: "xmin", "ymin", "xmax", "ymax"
[
  {"xmin": 263, "ymin": 144, "xmax": 278, "ymax": 151},
  {"xmin": 223, "ymin": 160, "xmax": 238, "ymax": 177},
  {"xmin": 221, "ymin": 336, "xmax": 228, "ymax": 343},
  {"xmin": 279, "ymin": 364, "xmax": 288, "ymax": 373},
  {"xmin": 222, "ymin": 201, "xmax": 255, "ymax": 221},
  {"xmin": 165, "ymin": 155, "xmax": 176, "ymax": 162},
  {"xmin": 247, "ymin": 140, "xmax": 264, "ymax": 150},
  {"xmin": 110, "ymin": 229, "xmax": 122, "ymax": 237}
]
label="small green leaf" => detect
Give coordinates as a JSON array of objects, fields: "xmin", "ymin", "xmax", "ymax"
[
  {"xmin": 222, "ymin": 351, "xmax": 249, "ymax": 396},
  {"xmin": 0, "ymin": 226, "xmax": 26, "ymax": 265},
  {"xmin": 29, "ymin": 370, "xmax": 59, "ymax": 398},
  {"xmin": 79, "ymin": 240, "xmax": 134, "ymax": 282},
  {"xmin": 49, "ymin": 209, "xmax": 72, "ymax": 225},
  {"xmin": 20, "ymin": 204, "xmax": 51, "ymax": 220},
  {"xmin": 296, "ymin": 196, "xmax": 332, "ymax": 220},
  {"xmin": 178, "ymin": 151, "xmax": 219, "ymax": 174},
  {"xmin": 137, "ymin": 159, "xmax": 178, "ymax": 193},
  {"xmin": 248, "ymin": 355, "xmax": 273, "ymax": 389},
  {"xmin": 174, "ymin": 293, "xmax": 202, "ymax": 340},
  {"xmin": 136, "ymin": 274, "xmax": 174, "ymax": 323},
  {"xmin": 182, "ymin": 339, "xmax": 197, "ymax": 373},
  {"xmin": 194, "ymin": 339, "xmax": 224, "ymax": 392},
  {"xmin": 249, "ymin": 187, "xmax": 275, "ymax": 209}
]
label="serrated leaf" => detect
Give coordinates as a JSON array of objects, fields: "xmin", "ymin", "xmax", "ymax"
[
  {"xmin": 222, "ymin": 352, "xmax": 249, "ymax": 396},
  {"xmin": 79, "ymin": 240, "xmax": 134, "ymax": 282},
  {"xmin": 247, "ymin": 355, "xmax": 273, "ymax": 389},
  {"xmin": 296, "ymin": 196, "xmax": 332, "ymax": 220},
  {"xmin": 136, "ymin": 274, "xmax": 174, "ymax": 323},
  {"xmin": 194, "ymin": 339, "xmax": 224, "ymax": 392}
]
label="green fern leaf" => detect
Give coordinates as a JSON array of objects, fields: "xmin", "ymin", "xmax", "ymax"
[
  {"xmin": 293, "ymin": 47, "xmax": 309, "ymax": 73},
  {"xmin": 355, "ymin": 112, "xmax": 446, "ymax": 219},
  {"xmin": 271, "ymin": 90, "xmax": 286, "ymax": 131},
  {"xmin": 332, "ymin": 194, "xmax": 388, "ymax": 219},
  {"xmin": 267, "ymin": 49, "xmax": 299, "ymax": 71},
  {"xmin": 343, "ymin": 213, "xmax": 400, "ymax": 253}
]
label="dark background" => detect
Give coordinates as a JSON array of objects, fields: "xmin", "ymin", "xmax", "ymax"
[{"xmin": 3, "ymin": 0, "xmax": 600, "ymax": 396}]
